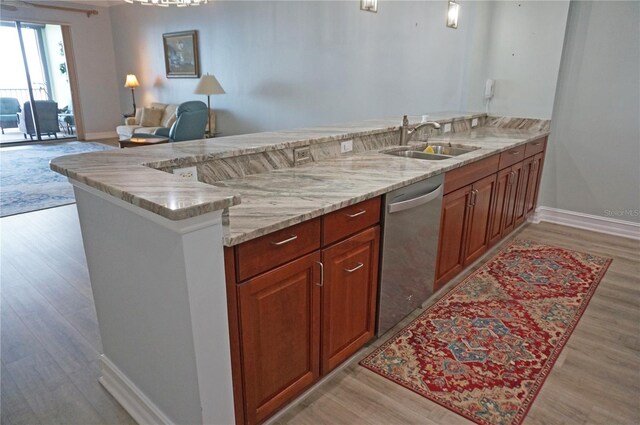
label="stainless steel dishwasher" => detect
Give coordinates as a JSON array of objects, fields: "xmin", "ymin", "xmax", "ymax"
[{"xmin": 377, "ymin": 174, "xmax": 444, "ymax": 336}]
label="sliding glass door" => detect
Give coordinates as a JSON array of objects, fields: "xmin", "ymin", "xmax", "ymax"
[{"xmin": 0, "ymin": 21, "xmax": 76, "ymax": 144}]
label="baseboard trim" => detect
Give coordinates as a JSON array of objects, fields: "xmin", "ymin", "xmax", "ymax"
[
  {"xmin": 85, "ymin": 131, "xmax": 117, "ymax": 140},
  {"xmin": 530, "ymin": 206, "xmax": 640, "ymax": 240},
  {"xmin": 99, "ymin": 355, "xmax": 175, "ymax": 425}
]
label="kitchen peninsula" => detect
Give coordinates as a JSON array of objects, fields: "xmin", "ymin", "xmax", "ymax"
[{"xmin": 51, "ymin": 112, "xmax": 549, "ymax": 425}]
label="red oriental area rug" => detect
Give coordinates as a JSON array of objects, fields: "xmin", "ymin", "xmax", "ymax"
[{"xmin": 360, "ymin": 239, "xmax": 612, "ymax": 425}]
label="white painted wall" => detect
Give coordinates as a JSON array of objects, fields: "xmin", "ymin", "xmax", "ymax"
[
  {"xmin": 108, "ymin": 1, "xmax": 569, "ymax": 135},
  {"xmin": 108, "ymin": 0, "xmax": 496, "ymax": 136},
  {"xmin": 464, "ymin": 1, "xmax": 570, "ymax": 118},
  {"xmin": 2, "ymin": 1, "xmax": 122, "ymax": 137},
  {"xmin": 539, "ymin": 1, "xmax": 640, "ymax": 223}
]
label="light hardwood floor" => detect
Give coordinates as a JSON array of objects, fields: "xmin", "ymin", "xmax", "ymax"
[{"xmin": 1, "ymin": 205, "xmax": 639, "ymax": 425}]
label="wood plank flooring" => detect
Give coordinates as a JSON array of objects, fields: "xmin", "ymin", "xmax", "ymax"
[{"xmin": 1, "ymin": 204, "xmax": 639, "ymax": 425}]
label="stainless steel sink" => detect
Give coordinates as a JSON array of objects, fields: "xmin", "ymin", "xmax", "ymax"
[
  {"xmin": 385, "ymin": 150, "xmax": 451, "ymax": 160},
  {"xmin": 424, "ymin": 143, "xmax": 479, "ymax": 156},
  {"xmin": 382, "ymin": 143, "xmax": 480, "ymax": 161}
]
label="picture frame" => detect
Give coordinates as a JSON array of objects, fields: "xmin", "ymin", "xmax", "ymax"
[{"xmin": 162, "ymin": 30, "xmax": 200, "ymax": 78}]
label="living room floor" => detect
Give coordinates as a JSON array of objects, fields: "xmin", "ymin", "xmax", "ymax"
[{"xmin": 1, "ymin": 205, "xmax": 638, "ymax": 425}]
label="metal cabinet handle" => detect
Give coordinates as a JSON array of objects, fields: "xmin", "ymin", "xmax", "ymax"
[
  {"xmin": 388, "ymin": 185, "xmax": 443, "ymax": 214},
  {"xmin": 344, "ymin": 262, "xmax": 364, "ymax": 273},
  {"xmin": 468, "ymin": 189, "xmax": 477, "ymax": 208},
  {"xmin": 509, "ymin": 171, "xmax": 515, "ymax": 185},
  {"xmin": 315, "ymin": 261, "xmax": 324, "ymax": 287},
  {"xmin": 531, "ymin": 141, "xmax": 543, "ymax": 146},
  {"xmin": 509, "ymin": 150, "xmax": 520, "ymax": 155},
  {"xmin": 270, "ymin": 234, "xmax": 298, "ymax": 246},
  {"xmin": 345, "ymin": 210, "xmax": 366, "ymax": 218}
]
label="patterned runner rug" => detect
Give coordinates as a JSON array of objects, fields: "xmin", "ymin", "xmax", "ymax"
[
  {"xmin": 360, "ymin": 239, "xmax": 612, "ymax": 425},
  {"xmin": 1, "ymin": 141, "xmax": 113, "ymax": 217}
]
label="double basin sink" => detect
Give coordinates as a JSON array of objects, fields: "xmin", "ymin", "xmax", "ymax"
[{"xmin": 383, "ymin": 143, "xmax": 480, "ymax": 161}]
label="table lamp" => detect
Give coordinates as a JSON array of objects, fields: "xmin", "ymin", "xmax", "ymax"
[
  {"xmin": 194, "ymin": 73, "xmax": 225, "ymax": 137},
  {"xmin": 124, "ymin": 74, "xmax": 140, "ymax": 117}
]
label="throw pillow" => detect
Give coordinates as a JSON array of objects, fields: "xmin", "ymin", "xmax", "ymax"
[{"xmin": 140, "ymin": 107, "xmax": 163, "ymax": 127}]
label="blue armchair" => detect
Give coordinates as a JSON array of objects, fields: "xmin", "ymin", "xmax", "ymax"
[
  {"xmin": 0, "ymin": 97, "xmax": 21, "ymax": 134},
  {"xmin": 149, "ymin": 101, "xmax": 208, "ymax": 143}
]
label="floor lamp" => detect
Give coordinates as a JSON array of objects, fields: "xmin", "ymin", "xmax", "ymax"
[
  {"xmin": 124, "ymin": 74, "xmax": 140, "ymax": 118},
  {"xmin": 194, "ymin": 73, "xmax": 225, "ymax": 137}
]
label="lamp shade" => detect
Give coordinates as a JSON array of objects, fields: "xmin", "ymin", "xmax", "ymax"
[
  {"xmin": 194, "ymin": 73, "xmax": 225, "ymax": 95},
  {"xmin": 124, "ymin": 74, "xmax": 140, "ymax": 88}
]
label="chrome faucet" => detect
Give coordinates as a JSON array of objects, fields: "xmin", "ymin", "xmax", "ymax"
[{"xmin": 399, "ymin": 115, "xmax": 441, "ymax": 146}]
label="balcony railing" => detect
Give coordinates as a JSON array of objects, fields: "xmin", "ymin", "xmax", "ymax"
[{"xmin": 0, "ymin": 85, "xmax": 50, "ymax": 109}]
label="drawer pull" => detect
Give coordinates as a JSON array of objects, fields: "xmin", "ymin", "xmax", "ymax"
[
  {"xmin": 509, "ymin": 150, "xmax": 520, "ymax": 155},
  {"xmin": 270, "ymin": 234, "xmax": 298, "ymax": 246},
  {"xmin": 345, "ymin": 209, "xmax": 367, "ymax": 218},
  {"xmin": 344, "ymin": 262, "xmax": 364, "ymax": 273},
  {"xmin": 530, "ymin": 141, "xmax": 543, "ymax": 146}
]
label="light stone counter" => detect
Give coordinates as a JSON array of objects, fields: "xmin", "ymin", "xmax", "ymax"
[
  {"xmin": 50, "ymin": 112, "xmax": 548, "ymax": 243},
  {"xmin": 216, "ymin": 125, "xmax": 549, "ymax": 246},
  {"xmin": 49, "ymin": 112, "xmax": 483, "ymax": 220}
]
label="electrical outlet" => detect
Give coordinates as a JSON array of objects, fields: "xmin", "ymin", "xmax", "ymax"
[
  {"xmin": 340, "ymin": 139, "xmax": 353, "ymax": 154},
  {"xmin": 173, "ymin": 166, "xmax": 198, "ymax": 181},
  {"xmin": 472, "ymin": 118, "xmax": 479, "ymax": 128},
  {"xmin": 294, "ymin": 146, "xmax": 311, "ymax": 165},
  {"xmin": 444, "ymin": 123, "xmax": 452, "ymax": 133}
]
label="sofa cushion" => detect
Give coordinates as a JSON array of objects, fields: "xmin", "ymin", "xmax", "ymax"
[
  {"xmin": 140, "ymin": 107, "xmax": 163, "ymax": 127},
  {"xmin": 116, "ymin": 125, "xmax": 142, "ymax": 138},
  {"xmin": 161, "ymin": 104, "xmax": 178, "ymax": 128}
]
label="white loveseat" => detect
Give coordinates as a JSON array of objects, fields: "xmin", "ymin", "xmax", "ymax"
[{"xmin": 116, "ymin": 103, "xmax": 178, "ymax": 140}]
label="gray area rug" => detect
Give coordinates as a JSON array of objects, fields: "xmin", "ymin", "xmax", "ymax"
[{"xmin": 1, "ymin": 141, "xmax": 114, "ymax": 217}]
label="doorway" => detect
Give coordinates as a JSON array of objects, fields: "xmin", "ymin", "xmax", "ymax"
[{"xmin": 0, "ymin": 21, "xmax": 78, "ymax": 145}]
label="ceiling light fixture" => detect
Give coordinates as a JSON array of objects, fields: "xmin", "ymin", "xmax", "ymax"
[{"xmin": 124, "ymin": 0, "xmax": 208, "ymax": 7}]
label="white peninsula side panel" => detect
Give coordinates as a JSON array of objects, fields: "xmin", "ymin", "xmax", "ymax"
[{"xmin": 72, "ymin": 182, "xmax": 235, "ymax": 425}]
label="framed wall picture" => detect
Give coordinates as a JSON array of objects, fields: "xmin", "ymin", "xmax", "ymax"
[{"xmin": 162, "ymin": 30, "xmax": 200, "ymax": 78}]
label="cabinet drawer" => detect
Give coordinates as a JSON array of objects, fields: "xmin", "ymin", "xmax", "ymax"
[
  {"xmin": 498, "ymin": 147, "xmax": 526, "ymax": 170},
  {"xmin": 322, "ymin": 197, "xmax": 381, "ymax": 246},
  {"xmin": 525, "ymin": 137, "xmax": 547, "ymax": 157},
  {"xmin": 444, "ymin": 154, "xmax": 500, "ymax": 195},
  {"xmin": 237, "ymin": 218, "xmax": 321, "ymax": 282}
]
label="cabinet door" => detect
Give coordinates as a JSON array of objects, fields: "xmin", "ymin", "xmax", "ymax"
[
  {"xmin": 524, "ymin": 153, "xmax": 544, "ymax": 217},
  {"xmin": 238, "ymin": 252, "xmax": 321, "ymax": 425},
  {"xmin": 488, "ymin": 168, "xmax": 511, "ymax": 247},
  {"xmin": 514, "ymin": 157, "xmax": 532, "ymax": 226},
  {"xmin": 321, "ymin": 226, "xmax": 379, "ymax": 374},
  {"xmin": 464, "ymin": 174, "xmax": 497, "ymax": 266},
  {"xmin": 435, "ymin": 185, "xmax": 472, "ymax": 290},
  {"xmin": 503, "ymin": 161, "xmax": 523, "ymax": 235}
]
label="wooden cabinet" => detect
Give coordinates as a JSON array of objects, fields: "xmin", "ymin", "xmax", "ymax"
[
  {"xmin": 489, "ymin": 161, "xmax": 523, "ymax": 246},
  {"xmin": 321, "ymin": 226, "xmax": 379, "ymax": 374},
  {"xmin": 524, "ymin": 152, "xmax": 544, "ymax": 218},
  {"xmin": 228, "ymin": 198, "xmax": 382, "ymax": 424},
  {"xmin": 435, "ymin": 174, "xmax": 497, "ymax": 290},
  {"xmin": 435, "ymin": 184, "xmax": 471, "ymax": 288},
  {"xmin": 436, "ymin": 137, "xmax": 547, "ymax": 291},
  {"xmin": 464, "ymin": 174, "xmax": 497, "ymax": 265},
  {"xmin": 237, "ymin": 252, "xmax": 321, "ymax": 425}
]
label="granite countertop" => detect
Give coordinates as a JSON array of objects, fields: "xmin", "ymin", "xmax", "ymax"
[
  {"xmin": 49, "ymin": 112, "xmax": 482, "ymax": 220},
  {"xmin": 50, "ymin": 112, "xmax": 548, "ymax": 245},
  {"xmin": 216, "ymin": 126, "xmax": 549, "ymax": 246}
]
